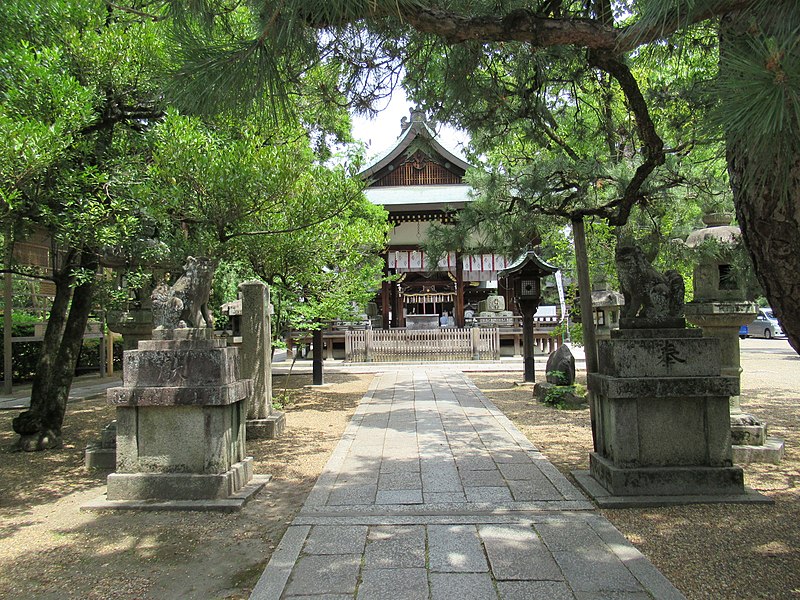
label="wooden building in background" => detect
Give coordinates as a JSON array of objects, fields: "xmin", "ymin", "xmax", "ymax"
[{"xmin": 360, "ymin": 109, "xmax": 514, "ymax": 329}]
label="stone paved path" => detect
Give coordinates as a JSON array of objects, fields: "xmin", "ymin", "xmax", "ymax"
[{"xmin": 250, "ymin": 369, "xmax": 685, "ymax": 600}]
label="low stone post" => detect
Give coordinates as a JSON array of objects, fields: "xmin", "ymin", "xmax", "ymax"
[
  {"xmin": 240, "ymin": 281, "xmax": 285, "ymax": 439},
  {"xmin": 365, "ymin": 328, "xmax": 374, "ymax": 362},
  {"xmin": 471, "ymin": 326, "xmax": 480, "ymax": 360}
]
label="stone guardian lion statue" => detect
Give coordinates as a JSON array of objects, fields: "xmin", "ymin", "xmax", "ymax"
[
  {"xmin": 615, "ymin": 245, "xmax": 684, "ymax": 321},
  {"xmin": 151, "ymin": 256, "xmax": 217, "ymax": 329}
]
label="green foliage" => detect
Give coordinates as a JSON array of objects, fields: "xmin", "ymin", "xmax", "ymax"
[
  {"xmin": 540, "ymin": 383, "xmax": 586, "ymax": 410},
  {"xmin": 399, "ymin": 19, "xmax": 727, "ymax": 298},
  {"xmin": 0, "ymin": 333, "xmax": 123, "ymax": 381},
  {"xmin": 545, "ymin": 369, "xmax": 568, "ymax": 385},
  {"xmin": 141, "ymin": 107, "xmax": 388, "ymax": 335},
  {"xmin": 0, "ymin": 311, "xmax": 40, "ymax": 336}
]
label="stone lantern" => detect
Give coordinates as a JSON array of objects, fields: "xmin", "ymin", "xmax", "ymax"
[
  {"xmin": 684, "ymin": 212, "xmax": 784, "ymax": 463},
  {"xmin": 498, "ymin": 250, "xmax": 558, "ymax": 383},
  {"xmin": 591, "ymin": 281, "xmax": 625, "ymax": 344}
]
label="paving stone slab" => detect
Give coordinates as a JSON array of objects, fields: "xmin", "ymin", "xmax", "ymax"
[
  {"xmin": 507, "ymin": 479, "xmax": 565, "ymax": 502},
  {"xmin": 303, "ymin": 525, "xmax": 368, "ymax": 555},
  {"xmin": 430, "ymin": 572, "xmax": 498, "ymax": 600},
  {"xmin": 423, "ymin": 491, "xmax": 467, "ymax": 503},
  {"xmin": 375, "ymin": 489, "xmax": 423, "ymax": 504},
  {"xmin": 497, "ymin": 580, "xmax": 575, "ymax": 600},
  {"xmin": 327, "ymin": 484, "xmax": 378, "ymax": 506},
  {"xmin": 573, "ymin": 592, "xmax": 654, "ymax": 600},
  {"xmin": 465, "ymin": 486, "xmax": 514, "ymax": 503},
  {"xmin": 428, "ymin": 524, "xmax": 489, "ymax": 573},
  {"xmin": 459, "ymin": 468, "xmax": 506, "ymax": 487},
  {"xmin": 380, "ymin": 458, "xmax": 421, "ymax": 473},
  {"xmin": 284, "ymin": 596, "xmax": 353, "ymax": 600},
  {"xmin": 536, "ymin": 519, "xmax": 606, "ymax": 552},
  {"xmin": 552, "ymin": 549, "xmax": 643, "ymax": 594},
  {"xmin": 378, "ymin": 471, "xmax": 423, "ymax": 491},
  {"xmin": 492, "ymin": 449, "xmax": 537, "ymax": 464},
  {"xmin": 364, "ymin": 525, "xmax": 426, "ymax": 569},
  {"xmin": 282, "ymin": 553, "xmax": 361, "ymax": 597},
  {"xmin": 357, "ymin": 567, "xmax": 429, "ymax": 600},
  {"xmin": 454, "ymin": 455, "xmax": 497, "ymax": 470},
  {"xmin": 479, "ymin": 524, "xmax": 563, "ymax": 581}
]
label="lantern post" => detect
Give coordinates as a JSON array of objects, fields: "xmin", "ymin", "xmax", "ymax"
[{"xmin": 499, "ymin": 250, "xmax": 558, "ymax": 383}]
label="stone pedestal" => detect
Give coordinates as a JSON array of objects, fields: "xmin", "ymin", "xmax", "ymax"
[
  {"xmin": 685, "ymin": 302, "xmax": 785, "ymax": 464},
  {"xmin": 582, "ymin": 328, "xmax": 764, "ymax": 504},
  {"xmin": 99, "ymin": 328, "xmax": 264, "ymax": 507}
]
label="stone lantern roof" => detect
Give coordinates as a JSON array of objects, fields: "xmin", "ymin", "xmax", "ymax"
[
  {"xmin": 591, "ymin": 289, "xmax": 625, "ymax": 308},
  {"xmin": 685, "ymin": 212, "xmax": 740, "ymax": 248}
]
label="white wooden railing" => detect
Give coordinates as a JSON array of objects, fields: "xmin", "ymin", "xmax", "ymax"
[{"xmin": 345, "ymin": 327, "xmax": 500, "ymax": 362}]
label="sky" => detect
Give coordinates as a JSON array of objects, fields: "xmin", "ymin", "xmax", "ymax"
[{"xmin": 350, "ymin": 87, "xmax": 470, "ymax": 161}]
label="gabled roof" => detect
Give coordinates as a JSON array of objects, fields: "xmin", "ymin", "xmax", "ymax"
[
  {"xmin": 358, "ymin": 108, "xmax": 472, "ymax": 181},
  {"xmin": 498, "ymin": 250, "xmax": 559, "ymax": 278}
]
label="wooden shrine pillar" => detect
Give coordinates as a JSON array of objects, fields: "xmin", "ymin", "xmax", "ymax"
[
  {"xmin": 394, "ymin": 282, "xmax": 405, "ymax": 328},
  {"xmin": 381, "ymin": 255, "xmax": 391, "ymax": 329},
  {"xmin": 455, "ymin": 254, "xmax": 465, "ymax": 327}
]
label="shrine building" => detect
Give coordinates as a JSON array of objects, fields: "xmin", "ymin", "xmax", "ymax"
[{"xmin": 360, "ymin": 109, "xmax": 515, "ymax": 329}]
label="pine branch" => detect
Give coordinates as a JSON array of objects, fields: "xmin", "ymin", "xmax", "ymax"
[{"xmin": 586, "ymin": 50, "xmax": 665, "ymax": 226}]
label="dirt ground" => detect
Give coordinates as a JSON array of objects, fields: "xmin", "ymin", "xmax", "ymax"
[
  {"xmin": 0, "ymin": 342, "xmax": 797, "ymax": 599},
  {"xmin": 0, "ymin": 372, "xmax": 372, "ymax": 600}
]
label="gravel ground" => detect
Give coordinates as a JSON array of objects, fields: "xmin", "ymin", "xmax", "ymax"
[{"xmin": 0, "ymin": 339, "xmax": 796, "ymax": 599}]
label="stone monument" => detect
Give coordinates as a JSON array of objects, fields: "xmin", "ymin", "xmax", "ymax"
[
  {"xmin": 574, "ymin": 244, "xmax": 769, "ymax": 506},
  {"xmin": 239, "ymin": 280, "xmax": 285, "ymax": 439},
  {"xmin": 684, "ymin": 212, "xmax": 784, "ymax": 464},
  {"xmin": 533, "ymin": 345, "xmax": 585, "ymax": 408},
  {"xmin": 84, "ymin": 258, "xmax": 268, "ymax": 510},
  {"xmin": 545, "ymin": 344, "xmax": 576, "ymax": 385}
]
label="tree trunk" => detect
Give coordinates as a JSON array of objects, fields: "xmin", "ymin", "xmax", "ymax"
[
  {"xmin": 13, "ymin": 253, "xmax": 97, "ymax": 450},
  {"xmin": 721, "ymin": 10, "xmax": 800, "ymax": 355},
  {"xmin": 728, "ymin": 151, "xmax": 800, "ymax": 354}
]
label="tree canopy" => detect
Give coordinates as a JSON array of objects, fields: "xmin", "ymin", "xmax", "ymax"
[
  {"xmin": 1, "ymin": 0, "xmax": 389, "ymax": 449},
  {"xmin": 164, "ymin": 0, "xmax": 799, "ymax": 352}
]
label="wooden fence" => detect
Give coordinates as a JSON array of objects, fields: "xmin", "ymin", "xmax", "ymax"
[{"xmin": 345, "ymin": 327, "xmax": 501, "ymax": 362}]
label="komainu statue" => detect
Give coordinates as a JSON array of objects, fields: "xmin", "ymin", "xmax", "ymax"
[
  {"xmin": 151, "ymin": 257, "xmax": 216, "ymax": 329},
  {"xmin": 615, "ymin": 245, "xmax": 684, "ymax": 322}
]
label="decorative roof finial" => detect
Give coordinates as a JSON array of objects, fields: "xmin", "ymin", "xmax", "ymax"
[{"xmin": 401, "ymin": 107, "xmax": 428, "ymax": 133}]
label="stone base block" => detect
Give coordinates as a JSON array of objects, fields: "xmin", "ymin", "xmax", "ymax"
[
  {"xmin": 247, "ymin": 412, "xmax": 286, "ymax": 439},
  {"xmin": 732, "ymin": 438, "xmax": 785, "ymax": 464},
  {"xmin": 731, "ymin": 423, "xmax": 767, "ymax": 446},
  {"xmin": 85, "ymin": 445, "xmax": 116, "ymax": 470},
  {"xmin": 589, "ymin": 452, "xmax": 745, "ymax": 497},
  {"xmin": 107, "ymin": 457, "xmax": 254, "ymax": 501},
  {"xmin": 82, "ymin": 475, "xmax": 271, "ymax": 513},
  {"xmin": 572, "ymin": 470, "xmax": 772, "ymax": 508}
]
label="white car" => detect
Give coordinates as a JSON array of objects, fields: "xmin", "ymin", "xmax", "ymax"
[{"xmin": 748, "ymin": 308, "xmax": 785, "ymax": 339}]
